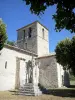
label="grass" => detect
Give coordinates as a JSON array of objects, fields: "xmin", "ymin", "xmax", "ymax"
[{"xmin": 0, "ymin": 91, "xmax": 75, "ymax": 100}]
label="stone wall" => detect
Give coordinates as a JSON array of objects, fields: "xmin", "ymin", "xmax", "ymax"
[
  {"xmin": 36, "ymin": 55, "xmax": 58, "ymax": 88},
  {"xmin": 17, "ymin": 22, "xmax": 37, "ymax": 54},
  {"xmin": 36, "ymin": 55, "xmax": 70, "ymax": 88},
  {"xmin": 0, "ymin": 45, "xmax": 36, "ymax": 91},
  {"xmin": 37, "ymin": 22, "xmax": 49, "ymax": 56},
  {"xmin": 17, "ymin": 21, "xmax": 49, "ymax": 57}
]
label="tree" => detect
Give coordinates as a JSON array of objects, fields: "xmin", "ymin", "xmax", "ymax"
[
  {"xmin": 0, "ymin": 19, "xmax": 7, "ymax": 50},
  {"xmin": 70, "ymin": 36, "xmax": 75, "ymax": 75},
  {"xmin": 7, "ymin": 40, "xmax": 15, "ymax": 46},
  {"xmin": 23, "ymin": 0, "xmax": 75, "ymax": 33},
  {"xmin": 55, "ymin": 36, "xmax": 75, "ymax": 75}
]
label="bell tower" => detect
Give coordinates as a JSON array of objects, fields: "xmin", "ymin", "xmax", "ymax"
[{"xmin": 17, "ymin": 21, "xmax": 49, "ymax": 56}]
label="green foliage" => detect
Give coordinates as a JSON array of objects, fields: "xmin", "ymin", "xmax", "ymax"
[
  {"xmin": 24, "ymin": 0, "xmax": 75, "ymax": 33},
  {"xmin": 0, "ymin": 19, "xmax": 7, "ymax": 50},
  {"xmin": 55, "ymin": 36, "xmax": 75, "ymax": 75},
  {"xmin": 7, "ymin": 40, "xmax": 15, "ymax": 46},
  {"xmin": 69, "ymin": 36, "xmax": 75, "ymax": 75},
  {"xmin": 69, "ymin": 74, "xmax": 75, "ymax": 81}
]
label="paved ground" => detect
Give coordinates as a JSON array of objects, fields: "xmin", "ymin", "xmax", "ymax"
[{"xmin": 0, "ymin": 91, "xmax": 75, "ymax": 100}]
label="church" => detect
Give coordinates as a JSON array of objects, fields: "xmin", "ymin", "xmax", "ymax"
[{"xmin": 0, "ymin": 21, "xmax": 69, "ymax": 95}]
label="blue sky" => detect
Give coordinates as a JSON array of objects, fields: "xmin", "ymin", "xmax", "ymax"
[{"xmin": 0, "ymin": 0, "xmax": 74, "ymax": 52}]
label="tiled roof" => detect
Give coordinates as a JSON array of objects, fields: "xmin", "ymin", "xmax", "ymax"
[{"xmin": 35, "ymin": 53, "xmax": 56, "ymax": 59}]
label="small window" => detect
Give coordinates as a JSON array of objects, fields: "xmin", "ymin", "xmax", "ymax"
[
  {"xmin": 23, "ymin": 30, "xmax": 25, "ymax": 40},
  {"xmin": 26, "ymin": 43, "xmax": 27, "ymax": 49},
  {"xmin": 28, "ymin": 27, "xmax": 32, "ymax": 38},
  {"xmin": 42, "ymin": 28, "xmax": 44, "ymax": 39},
  {"xmin": 5, "ymin": 61, "xmax": 7, "ymax": 69}
]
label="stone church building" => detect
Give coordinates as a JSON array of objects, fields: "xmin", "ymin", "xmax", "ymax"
[{"xmin": 0, "ymin": 21, "xmax": 69, "ymax": 95}]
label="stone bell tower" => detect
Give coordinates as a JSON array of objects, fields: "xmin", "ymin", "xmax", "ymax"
[{"xmin": 17, "ymin": 21, "xmax": 49, "ymax": 56}]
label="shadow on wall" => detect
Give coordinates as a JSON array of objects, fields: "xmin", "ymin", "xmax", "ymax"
[{"xmin": 63, "ymin": 70, "xmax": 70, "ymax": 87}]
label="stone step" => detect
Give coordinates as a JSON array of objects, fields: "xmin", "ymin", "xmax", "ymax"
[
  {"xmin": 24, "ymin": 83, "xmax": 33, "ymax": 86},
  {"xmin": 22, "ymin": 86, "xmax": 33, "ymax": 88},
  {"xmin": 19, "ymin": 88, "xmax": 33, "ymax": 91},
  {"xmin": 20, "ymin": 86, "xmax": 34, "ymax": 89},
  {"xmin": 20, "ymin": 90, "xmax": 34, "ymax": 92},
  {"xmin": 17, "ymin": 83, "xmax": 42, "ymax": 96},
  {"xmin": 19, "ymin": 88, "xmax": 34, "ymax": 91},
  {"xmin": 18, "ymin": 90, "xmax": 35, "ymax": 95},
  {"xmin": 22, "ymin": 85, "xmax": 33, "ymax": 87},
  {"xmin": 18, "ymin": 92, "xmax": 35, "ymax": 96},
  {"xmin": 19, "ymin": 91, "xmax": 34, "ymax": 93},
  {"xmin": 19, "ymin": 88, "xmax": 41, "ymax": 93}
]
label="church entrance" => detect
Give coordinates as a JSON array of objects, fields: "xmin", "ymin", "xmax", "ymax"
[
  {"xmin": 15, "ymin": 57, "xmax": 26, "ymax": 89},
  {"xmin": 26, "ymin": 60, "xmax": 33, "ymax": 83},
  {"xmin": 15, "ymin": 58, "xmax": 33, "ymax": 89}
]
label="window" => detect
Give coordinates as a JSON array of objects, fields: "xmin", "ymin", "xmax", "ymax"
[
  {"xmin": 28, "ymin": 27, "xmax": 32, "ymax": 38},
  {"xmin": 26, "ymin": 43, "xmax": 27, "ymax": 49},
  {"xmin": 5, "ymin": 61, "xmax": 7, "ymax": 69},
  {"xmin": 42, "ymin": 28, "xmax": 44, "ymax": 39},
  {"xmin": 23, "ymin": 30, "xmax": 25, "ymax": 40}
]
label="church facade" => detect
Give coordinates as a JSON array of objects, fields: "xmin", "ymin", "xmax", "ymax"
[{"xmin": 0, "ymin": 21, "xmax": 69, "ymax": 91}]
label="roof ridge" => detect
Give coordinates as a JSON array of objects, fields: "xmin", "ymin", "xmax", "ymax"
[{"xmin": 17, "ymin": 20, "xmax": 48, "ymax": 31}]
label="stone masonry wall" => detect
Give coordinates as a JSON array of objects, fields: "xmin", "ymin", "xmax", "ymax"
[
  {"xmin": 36, "ymin": 55, "xmax": 58, "ymax": 88},
  {"xmin": 37, "ymin": 22, "xmax": 49, "ymax": 56},
  {"xmin": 17, "ymin": 22, "xmax": 37, "ymax": 54}
]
